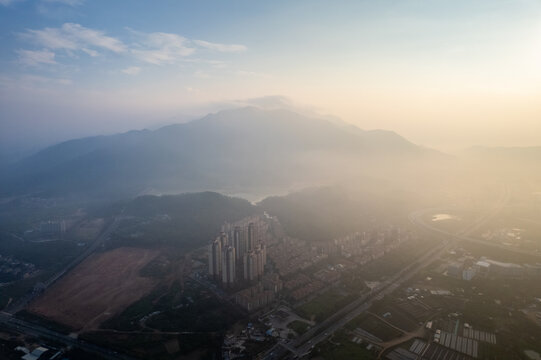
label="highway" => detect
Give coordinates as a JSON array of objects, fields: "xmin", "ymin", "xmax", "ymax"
[
  {"xmin": 0, "ymin": 311, "xmax": 135, "ymax": 360},
  {"xmin": 263, "ymin": 185, "xmax": 511, "ymax": 359},
  {"xmin": 408, "ymin": 184, "xmax": 539, "ymax": 258},
  {"xmin": 293, "ymin": 240, "xmax": 449, "ymax": 358},
  {"xmin": 1, "ymin": 210, "xmax": 133, "ymax": 359},
  {"xmin": 4, "ymin": 210, "xmax": 125, "ymax": 315},
  {"xmin": 261, "ymin": 238, "xmax": 449, "ymax": 359}
]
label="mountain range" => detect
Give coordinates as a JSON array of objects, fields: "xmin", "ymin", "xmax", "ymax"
[{"xmin": 0, "ymin": 107, "xmax": 461, "ymax": 199}]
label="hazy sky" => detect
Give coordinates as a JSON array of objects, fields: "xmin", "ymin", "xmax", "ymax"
[{"xmin": 1, "ymin": 0, "xmax": 541, "ymax": 157}]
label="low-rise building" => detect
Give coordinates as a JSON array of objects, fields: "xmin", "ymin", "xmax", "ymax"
[
  {"xmin": 485, "ymin": 259, "xmax": 524, "ymax": 278},
  {"xmin": 462, "ymin": 267, "xmax": 476, "ymax": 281},
  {"xmin": 475, "ymin": 261, "xmax": 491, "ymax": 277}
]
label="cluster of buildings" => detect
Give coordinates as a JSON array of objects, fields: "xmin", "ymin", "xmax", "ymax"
[
  {"xmin": 333, "ymin": 227, "xmax": 405, "ymax": 264},
  {"xmin": 282, "ymin": 264, "xmax": 352, "ymax": 301},
  {"xmin": 289, "ymin": 279, "xmax": 325, "ymax": 301},
  {"xmin": 207, "ymin": 216, "xmax": 286, "ymax": 311},
  {"xmin": 482, "ymin": 227, "xmax": 541, "ymax": 252},
  {"xmin": 234, "ymin": 274, "xmax": 283, "ymax": 312},
  {"xmin": 222, "ymin": 322, "xmax": 269, "ymax": 359},
  {"xmin": 208, "ymin": 217, "xmax": 268, "ymax": 287},
  {"xmin": 267, "ymin": 237, "xmax": 328, "ymax": 277},
  {"xmin": 475, "ymin": 258, "xmax": 541, "ymax": 279},
  {"xmin": 481, "ymin": 227, "xmax": 524, "ymax": 246},
  {"xmin": 446, "ymin": 255, "xmax": 541, "ymax": 280},
  {"xmin": 21, "ymin": 220, "xmax": 68, "ymax": 241},
  {"xmin": 0, "ymin": 255, "xmax": 36, "ymax": 284},
  {"xmin": 260, "ymin": 226, "xmax": 407, "ymax": 303},
  {"xmin": 234, "ymin": 282, "xmax": 276, "ymax": 312},
  {"xmin": 206, "ymin": 216, "xmax": 409, "ymax": 312},
  {"xmin": 14, "ymin": 345, "xmax": 61, "ymax": 360},
  {"xmin": 39, "ymin": 220, "xmax": 66, "ymax": 237},
  {"xmin": 314, "ymin": 267, "xmax": 341, "ymax": 283}
]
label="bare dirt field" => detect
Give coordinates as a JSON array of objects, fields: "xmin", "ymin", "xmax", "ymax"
[{"xmin": 28, "ymin": 247, "xmax": 160, "ymax": 331}]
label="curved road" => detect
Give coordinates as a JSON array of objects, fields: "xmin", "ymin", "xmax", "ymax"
[{"xmin": 410, "ymin": 184, "xmax": 540, "ymax": 259}]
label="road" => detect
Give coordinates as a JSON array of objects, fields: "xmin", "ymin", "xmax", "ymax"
[
  {"xmin": 0, "ymin": 311, "xmax": 135, "ymax": 360},
  {"xmin": 264, "ymin": 185, "xmax": 511, "ymax": 359},
  {"xmin": 262, "ymin": 237, "xmax": 449, "ymax": 359},
  {"xmin": 4, "ymin": 211, "xmax": 125, "ymax": 315},
  {"xmin": 409, "ymin": 184, "xmax": 540, "ymax": 258},
  {"xmin": 293, "ymin": 240, "xmax": 449, "ymax": 358},
  {"xmin": 1, "ymin": 210, "xmax": 133, "ymax": 359}
]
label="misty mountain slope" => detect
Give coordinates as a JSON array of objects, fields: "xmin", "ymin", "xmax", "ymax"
[
  {"xmin": 6, "ymin": 130, "xmax": 150, "ymax": 176},
  {"xmin": 258, "ymin": 183, "xmax": 432, "ymax": 242},
  {"xmin": 0, "ymin": 107, "xmax": 446, "ymax": 199},
  {"xmin": 463, "ymin": 146, "xmax": 541, "ymax": 179},
  {"xmin": 110, "ymin": 191, "xmax": 256, "ymax": 249},
  {"xmin": 466, "ymin": 146, "xmax": 541, "ymax": 161}
]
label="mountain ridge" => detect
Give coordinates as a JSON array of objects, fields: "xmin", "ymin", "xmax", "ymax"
[{"xmin": 0, "ymin": 107, "xmax": 446, "ymax": 199}]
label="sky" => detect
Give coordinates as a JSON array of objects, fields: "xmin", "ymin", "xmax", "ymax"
[{"xmin": 1, "ymin": 0, "xmax": 541, "ymax": 159}]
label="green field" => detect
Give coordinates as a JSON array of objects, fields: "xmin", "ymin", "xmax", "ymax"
[
  {"xmin": 288, "ymin": 320, "xmax": 311, "ymax": 335},
  {"xmin": 82, "ymin": 331, "xmax": 221, "ymax": 360},
  {"xmin": 310, "ymin": 330, "xmax": 376, "ymax": 360},
  {"xmin": 296, "ymin": 289, "xmax": 355, "ymax": 322},
  {"xmin": 408, "ymin": 261, "xmax": 541, "ymax": 359},
  {"xmin": 102, "ymin": 280, "xmax": 244, "ymax": 333},
  {"xmin": 356, "ymin": 237, "xmax": 437, "ymax": 281},
  {"xmin": 346, "ymin": 314, "xmax": 403, "ymax": 342}
]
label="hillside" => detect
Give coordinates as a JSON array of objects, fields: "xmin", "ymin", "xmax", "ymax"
[
  {"xmin": 0, "ymin": 107, "xmax": 445, "ymax": 199},
  {"xmin": 110, "ymin": 191, "xmax": 256, "ymax": 249}
]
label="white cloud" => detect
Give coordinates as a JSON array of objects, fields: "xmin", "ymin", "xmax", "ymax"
[
  {"xmin": 130, "ymin": 31, "xmax": 247, "ymax": 65},
  {"xmin": 21, "ymin": 23, "xmax": 126, "ymax": 54},
  {"xmin": 20, "ymin": 74, "xmax": 72, "ymax": 85},
  {"xmin": 16, "ymin": 49, "xmax": 56, "ymax": 66},
  {"xmin": 235, "ymin": 70, "xmax": 271, "ymax": 79},
  {"xmin": 42, "ymin": 0, "xmax": 85, "ymax": 5},
  {"xmin": 193, "ymin": 39, "xmax": 247, "ymax": 53},
  {"xmin": 0, "ymin": 0, "xmax": 22, "ymax": 6},
  {"xmin": 208, "ymin": 60, "xmax": 227, "ymax": 68},
  {"xmin": 131, "ymin": 32, "xmax": 195, "ymax": 65},
  {"xmin": 63, "ymin": 23, "xmax": 126, "ymax": 52},
  {"xmin": 16, "ymin": 25, "xmax": 247, "ymax": 71},
  {"xmin": 24, "ymin": 27, "xmax": 78, "ymax": 50},
  {"xmin": 1, "ymin": 0, "xmax": 84, "ymax": 6},
  {"xmin": 185, "ymin": 86, "xmax": 201, "ymax": 94},
  {"xmin": 121, "ymin": 66, "xmax": 141, "ymax": 75},
  {"xmin": 194, "ymin": 70, "xmax": 210, "ymax": 78},
  {"xmin": 81, "ymin": 48, "xmax": 98, "ymax": 57},
  {"xmin": 181, "ymin": 58, "xmax": 228, "ymax": 68}
]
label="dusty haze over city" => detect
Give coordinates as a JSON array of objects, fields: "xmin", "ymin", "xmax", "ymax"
[{"xmin": 0, "ymin": 1, "xmax": 540, "ymax": 360}]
